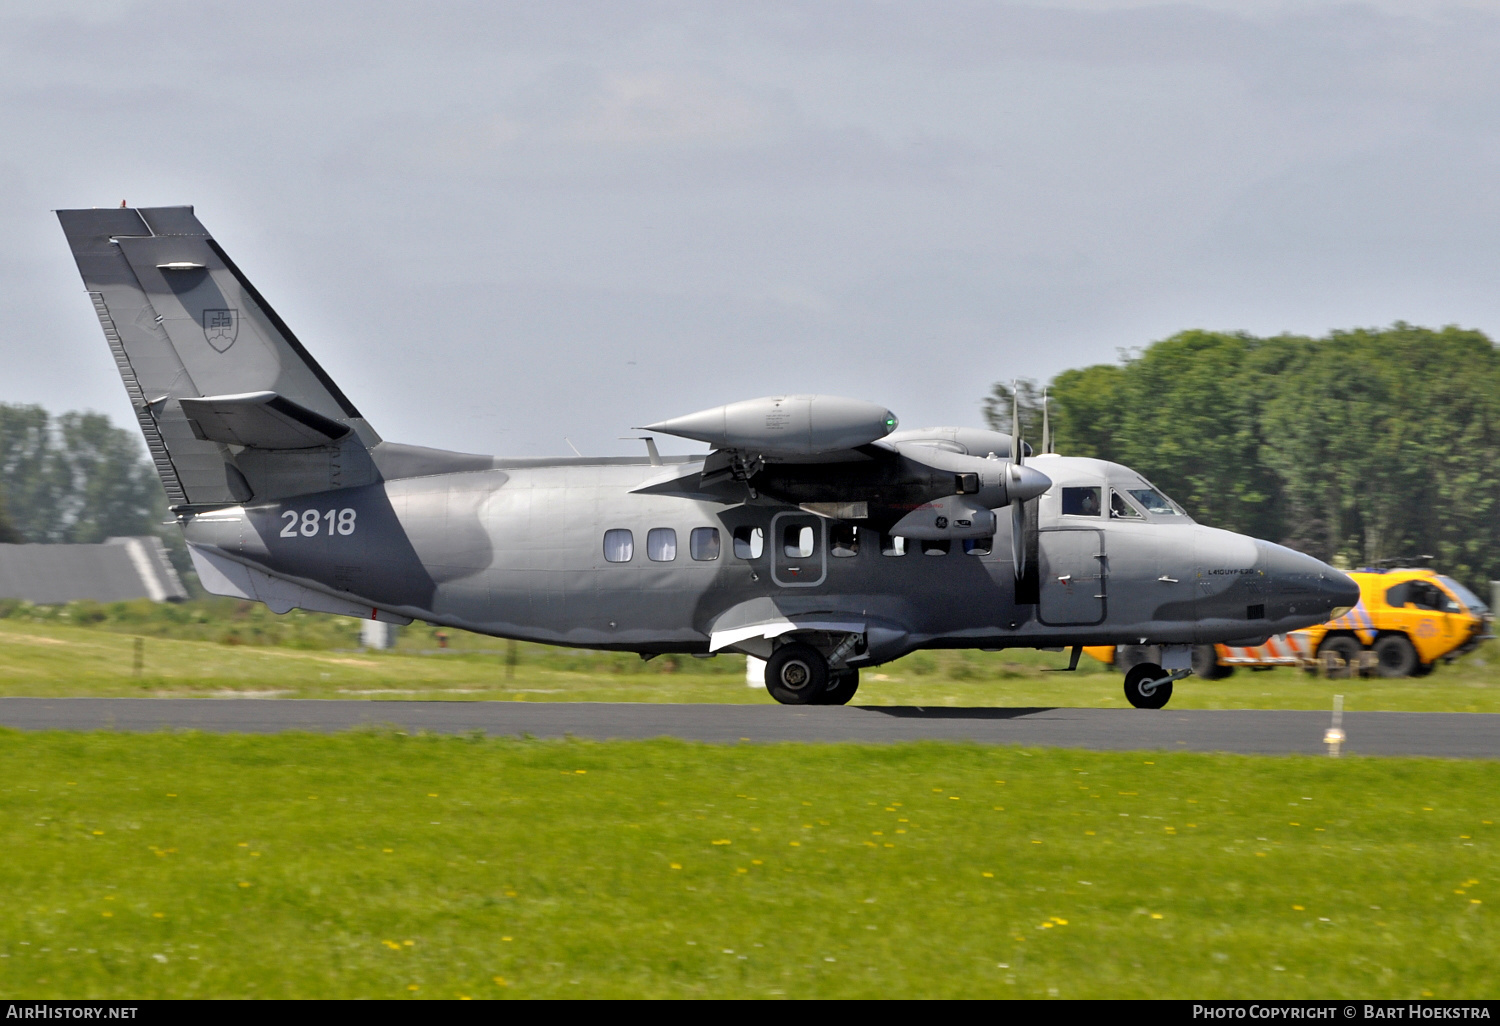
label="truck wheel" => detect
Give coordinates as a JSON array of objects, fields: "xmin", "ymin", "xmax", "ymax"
[
  {"xmin": 1116, "ymin": 645, "xmax": 1158, "ymax": 673},
  {"xmin": 1316, "ymin": 635, "xmax": 1362, "ymax": 678},
  {"xmin": 765, "ymin": 643, "xmax": 829, "ymax": 705},
  {"xmin": 1192, "ymin": 644, "xmax": 1233, "ymax": 680},
  {"xmin": 1410, "ymin": 660, "xmax": 1435, "ymax": 678},
  {"xmin": 1372, "ymin": 635, "xmax": 1418, "ymax": 678}
]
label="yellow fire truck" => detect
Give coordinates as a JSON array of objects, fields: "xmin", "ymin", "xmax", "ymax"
[{"xmin": 1090, "ymin": 567, "xmax": 1491, "ymax": 679}]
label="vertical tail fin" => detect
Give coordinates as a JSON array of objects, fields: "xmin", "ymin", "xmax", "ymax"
[{"xmin": 57, "ymin": 206, "xmax": 378, "ymax": 506}]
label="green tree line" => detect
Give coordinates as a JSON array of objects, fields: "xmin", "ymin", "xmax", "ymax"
[
  {"xmin": 0, "ymin": 403, "xmax": 182, "ymax": 566},
  {"xmin": 988, "ymin": 324, "xmax": 1500, "ymax": 590}
]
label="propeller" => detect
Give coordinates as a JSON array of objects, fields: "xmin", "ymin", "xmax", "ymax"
[
  {"xmin": 1010, "ymin": 381, "xmax": 1026, "ymax": 582},
  {"xmin": 1041, "ymin": 387, "xmax": 1050, "ymax": 455},
  {"xmin": 1008, "ymin": 380, "xmax": 1045, "ymax": 604}
]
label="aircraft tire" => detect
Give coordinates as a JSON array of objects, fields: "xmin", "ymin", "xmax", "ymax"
[
  {"xmin": 817, "ymin": 669, "xmax": 860, "ymax": 706},
  {"xmin": 1123, "ymin": 663, "xmax": 1172, "ymax": 709},
  {"xmin": 1372, "ymin": 635, "xmax": 1418, "ymax": 678},
  {"xmin": 765, "ymin": 643, "xmax": 830, "ymax": 705}
]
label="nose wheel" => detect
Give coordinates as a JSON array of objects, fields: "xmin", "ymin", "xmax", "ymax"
[{"xmin": 1123, "ymin": 662, "xmax": 1190, "ymax": 709}]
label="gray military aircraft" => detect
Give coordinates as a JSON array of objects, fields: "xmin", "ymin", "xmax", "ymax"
[{"xmin": 57, "ymin": 205, "xmax": 1360, "ymax": 709}]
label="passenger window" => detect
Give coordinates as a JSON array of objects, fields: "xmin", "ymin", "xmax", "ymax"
[
  {"xmin": 1062, "ymin": 487, "xmax": 1102, "ymax": 517},
  {"xmin": 963, "ymin": 537, "xmax": 992, "ymax": 556},
  {"xmin": 1110, "ymin": 490, "xmax": 1143, "ymax": 519},
  {"xmin": 1385, "ymin": 583, "xmax": 1409, "ymax": 607},
  {"xmin": 831, "ymin": 524, "xmax": 859, "ymax": 557},
  {"xmin": 881, "ymin": 534, "xmax": 906, "ymax": 556},
  {"xmin": 647, "ymin": 528, "xmax": 677, "ymax": 562},
  {"xmin": 732, "ymin": 526, "xmax": 764, "ymax": 560},
  {"xmin": 603, "ymin": 529, "xmax": 633, "ymax": 563},
  {"xmin": 784, "ymin": 525, "xmax": 815, "ymax": 558},
  {"xmin": 690, "ymin": 527, "xmax": 720, "ymax": 561},
  {"xmin": 922, "ymin": 539, "xmax": 950, "ymax": 556}
]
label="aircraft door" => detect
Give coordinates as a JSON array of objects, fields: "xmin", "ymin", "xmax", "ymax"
[
  {"xmin": 1038, "ymin": 529, "xmax": 1105, "ymax": 625},
  {"xmin": 771, "ymin": 512, "xmax": 827, "ymax": 588}
]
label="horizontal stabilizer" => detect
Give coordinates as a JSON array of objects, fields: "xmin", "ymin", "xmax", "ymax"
[{"xmin": 179, "ymin": 391, "xmax": 351, "ymax": 450}]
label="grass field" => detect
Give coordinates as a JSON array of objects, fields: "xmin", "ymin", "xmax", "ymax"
[
  {"xmin": 0, "ymin": 731, "xmax": 1494, "ymax": 999},
  {"xmin": 3, "ymin": 599, "xmax": 1500, "ymax": 711}
]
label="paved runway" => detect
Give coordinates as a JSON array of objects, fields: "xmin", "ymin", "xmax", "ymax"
[{"xmin": 0, "ymin": 698, "xmax": 1496, "ymax": 757}]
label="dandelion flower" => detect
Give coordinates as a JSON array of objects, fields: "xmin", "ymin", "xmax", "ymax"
[
  {"xmin": 494, "ymin": 977, "xmax": 508, "ymax": 986},
  {"xmin": 670, "ymin": 863, "xmax": 681, "ymax": 870}
]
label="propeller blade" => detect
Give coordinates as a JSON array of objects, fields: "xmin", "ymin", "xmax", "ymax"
[
  {"xmin": 1011, "ymin": 379, "xmax": 1022, "ymax": 466},
  {"xmin": 1011, "ymin": 495, "xmax": 1026, "ymax": 580},
  {"xmin": 1041, "ymin": 387, "xmax": 1050, "ymax": 455}
]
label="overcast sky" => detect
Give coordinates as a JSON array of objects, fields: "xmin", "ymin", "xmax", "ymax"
[{"xmin": 3, "ymin": 1, "xmax": 1499, "ymax": 457}]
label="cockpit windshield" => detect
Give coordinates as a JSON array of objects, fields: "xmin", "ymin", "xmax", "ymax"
[
  {"xmin": 1128, "ymin": 486, "xmax": 1185, "ymax": 517},
  {"xmin": 1439, "ymin": 576, "xmax": 1490, "ymax": 615}
]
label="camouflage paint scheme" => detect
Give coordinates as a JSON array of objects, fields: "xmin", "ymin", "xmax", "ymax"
[{"xmin": 57, "ymin": 206, "xmax": 1358, "ymax": 684}]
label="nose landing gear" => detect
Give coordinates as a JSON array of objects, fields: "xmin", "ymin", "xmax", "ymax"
[{"xmin": 1123, "ymin": 662, "xmax": 1192, "ymax": 709}]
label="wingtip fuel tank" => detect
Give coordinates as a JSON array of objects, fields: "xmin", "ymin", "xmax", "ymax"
[{"xmin": 642, "ymin": 394, "xmax": 898, "ymax": 455}]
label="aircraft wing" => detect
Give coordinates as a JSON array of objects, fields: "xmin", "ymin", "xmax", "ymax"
[{"xmin": 635, "ymin": 394, "xmax": 1051, "ymax": 536}]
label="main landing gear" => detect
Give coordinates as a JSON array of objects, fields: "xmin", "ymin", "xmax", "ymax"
[
  {"xmin": 1122, "ymin": 662, "xmax": 1192, "ymax": 710},
  {"xmin": 764, "ymin": 643, "xmax": 861, "ymax": 706}
]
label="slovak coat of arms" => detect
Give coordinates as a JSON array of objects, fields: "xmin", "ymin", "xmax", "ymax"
[{"xmin": 203, "ymin": 309, "xmax": 238, "ymax": 352}]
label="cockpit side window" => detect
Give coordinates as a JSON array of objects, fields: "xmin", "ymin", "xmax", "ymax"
[
  {"xmin": 1061, "ymin": 487, "xmax": 1102, "ymax": 517},
  {"xmin": 1128, "ymin": 486, "xmax": 1185, "ymax": 516},
  {"xmin": 1110, "ymin": 490, "xmax": 1144, "ymax": 519}
]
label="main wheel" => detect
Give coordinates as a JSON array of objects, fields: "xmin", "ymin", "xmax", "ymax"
[
  {"xmin": 1192, "ymin": 644, "xmax": 1233, "ymax": 680},
  {"xmin": 1316, "ymin": 635, "xmax": 1363, "ymax": 678},
  {"xmin": 816, "ymin": 668, "xmax": 860, "ymax": 706},
  {"xmin": 765, "ymin": 643, "xmax": 829, "ymax": 705},
  {"xmin": 1410, "ymin": 659, "xmax": 1435, "ymax": 678},
  {"xmin": 1372, "ymin": 634, "xmax": 1418, "ymax": 678},
  {"xmin": 1123, "ymin": 662, "xmax": 1172, "ymax": 709}
]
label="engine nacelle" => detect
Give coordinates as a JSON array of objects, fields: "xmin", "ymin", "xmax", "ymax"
[
  {"xmin": 889, "ymin": 495, "xmax": 998, "ymax": 540},
  {"xmin": 642, "ymin": 395, "xmax": 898, "ymax": 455}
]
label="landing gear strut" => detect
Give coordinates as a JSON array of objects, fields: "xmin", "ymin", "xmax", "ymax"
[{"xmin": 1122, "ymin": 662, "xmax": 1191, "ymax": 710}]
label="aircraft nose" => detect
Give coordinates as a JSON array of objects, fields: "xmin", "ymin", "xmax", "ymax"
[{"xmin": 1257, "ymin": 540, "xmax": 1360, "ymax": 622}]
